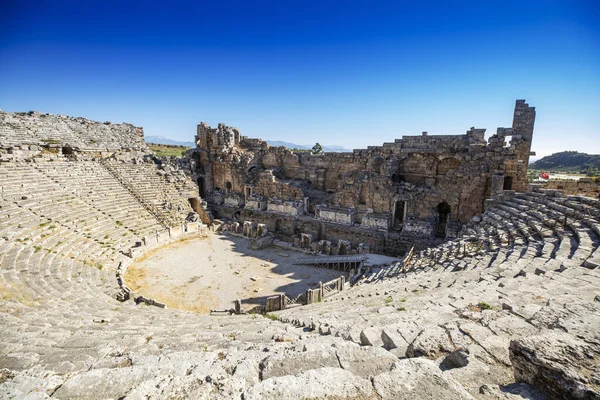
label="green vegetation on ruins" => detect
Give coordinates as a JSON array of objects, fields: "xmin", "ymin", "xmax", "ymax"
[{"xmin": 148, "ymin": 143, "xmax": 190, "ymax": 158}]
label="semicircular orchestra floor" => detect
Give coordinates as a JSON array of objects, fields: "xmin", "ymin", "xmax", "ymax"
[{"xmin": 125, "ymin": 233, "xmax": 345, "ymax": 313}]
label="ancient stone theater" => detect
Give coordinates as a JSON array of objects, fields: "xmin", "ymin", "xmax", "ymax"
[{"xmin": 0, "ymin": 100, "xmax": 598, "ymax": 399}]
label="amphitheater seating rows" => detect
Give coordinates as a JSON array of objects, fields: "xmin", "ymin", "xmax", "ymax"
[
  {"xmin": 0, "ymin": 157, "xmax": 392, "ymax": 399},
  {"xmin": 273, "ymin": 190, "xmax": 600, "ymax": 395},
  {"xmin": 0, "ymin": 112, "xmax": 147, "ymax": 151},
  {"xmin": 1, "ymin": 151, "xmax": 599, "ymax": 398},
  {"xmin": 104, "ymin": 160, "xmax": 192, "ymax": 226}
]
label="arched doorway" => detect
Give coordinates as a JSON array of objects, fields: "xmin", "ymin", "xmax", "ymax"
[
  {"xmin": 392, "ymin": 200, "xmax": 406, "ymax": 230},
  {"xmin": 274, "ymin": 218, "xmax": 283, "ymax": 233},
  {"xmin": 503, "ymin": 176, "xmax": 513, "ymax": 190},
  {"xmin": 226, "ymin": 181, "xmax": 232, "ymax": 192},
  {"xmin": 391, "ymin": 174, "xmax": 405, "ymax": 184},
  {"xmin": 436, "ymin": 202, "xmax": 451, "ymax": 238},
  {"xmin": 197, "ymin": 177, "xmax": 206, "ymax": 198}
]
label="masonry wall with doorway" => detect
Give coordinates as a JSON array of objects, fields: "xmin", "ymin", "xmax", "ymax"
[{"xmin": 190, "ymin": 100, "xmax": 536, "ymax": 253}]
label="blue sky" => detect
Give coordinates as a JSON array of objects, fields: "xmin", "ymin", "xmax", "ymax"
[{"xmin": 1, "ymin": 1, "xmax": 599, "ymax": 158}]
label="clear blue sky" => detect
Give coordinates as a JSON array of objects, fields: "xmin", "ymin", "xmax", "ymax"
[{"xmin": 1, "ymin": 1, "xmax": 599, "ymax": 158}]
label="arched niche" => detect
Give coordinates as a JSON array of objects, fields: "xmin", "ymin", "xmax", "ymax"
[
  {"xmin": 369, "ymin": 156, "xmax": 384, "ymax": 174},
  {"xmin": 436, "ymin": 157, "xmax": 461, "ymax": 175}
]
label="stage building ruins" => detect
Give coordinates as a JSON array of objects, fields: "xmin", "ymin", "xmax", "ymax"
[{"xmin": 190, "ymin": 100, "xmax": 536, "ymax": 255}]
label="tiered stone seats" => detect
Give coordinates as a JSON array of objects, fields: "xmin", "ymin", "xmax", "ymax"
[
  {"xmin": 36, "ymin": 159, "xmax": 164, "ymax": 238},
  {"xmin": 273, "ymin": 189, "xmax": 600, "ymax": 397},
  {"xmin": 0, "ymin": 111, "xmax": 148, "ymax": 152},
  {"xmin": 2, "ymin": 158, "xmax": 442, "ymax": 399},
  {"xmin": 104, "ymin": 160, "xmax": 193, "ymax": 226},
  {"xmin": 1, "ymin": 110, "xmax": 597, "ymax": 398}
]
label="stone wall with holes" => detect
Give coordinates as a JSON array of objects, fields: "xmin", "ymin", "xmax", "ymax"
[
  {"xmin": 244, "ymin": 198, "xmax": 265, "ymax": 211},
  {"xmin": 193, "ymin": 100, "xmax": 536, "ymax": 249}
]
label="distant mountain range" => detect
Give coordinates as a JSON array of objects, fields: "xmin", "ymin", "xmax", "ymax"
[
  {"xmin": 144, "ymin": 136, "xmax": 351, "ymax": 153},
  {"xmin": 266, "ymin": 141, "xmax": 351, "ymax": 152},
  {"xmin": 530, "ymin": 151, "xmax": 600, "ymax": 172},
  {"xmin": 145, "ymin": 135, "xmax": 194, "ymax": 147}
]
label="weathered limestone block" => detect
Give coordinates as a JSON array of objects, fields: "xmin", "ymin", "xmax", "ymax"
[
  {"xmin": 509, "ymin": 332, "xmax": 600, "ymax": 399},
  {"xmin": 405, "ymin": 325, "xmax": 455, "ymax": 358},
  {"xmin": 361, "ymin": 213, "xmax": 390, "ymax": 230},
  {"xmin": 360, "ymin": 327, "xmax": 384, "ymax": 347},
  {"xmin": 381, "ymin": 328, "xmax": 410, "ymax": 357},
  {"xmin": 250, "ymin": 234, "xmax": 274, "ymax": 250},
  {"xmin": 372, "ymin": 358, "xmax": 475, "ymax": 399},
  {"xmin": 266, "ymin": 199, "xmax": 304, "ymax": 216},
  {"xmin": 335, "ymin": 345, "xmax": 398, "ymax": 378},
  {"xmin": 315, "ymin": 205, "xmax": 355, "ymax": 225},
  {"xmin": 243, "ymin": 368, "xmax": 375, "ymax": 400},
  {"xmin": 259, "ymin": 352, "xmax": 340, "ymax": 380}
]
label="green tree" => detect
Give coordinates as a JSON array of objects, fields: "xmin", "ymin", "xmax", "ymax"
[{"xmin": 311, "ymin": 143, "xmax": 324, "ymax": 155}]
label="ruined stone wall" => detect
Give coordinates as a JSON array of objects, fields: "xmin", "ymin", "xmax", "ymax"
[
  {"xmin": 0, "ymin": 111, "xmax": 148, "ymax": 158},
  {"xmin": 254, "ymin": 172, "xmax": 305, "ymax": 200},
  {"xmin": 194, "ymin": 100, "xmax": 535, "ymax": 252},
  {"xmin": 506, "ymin": 100, "xmax": 536, "ymax": 192}
]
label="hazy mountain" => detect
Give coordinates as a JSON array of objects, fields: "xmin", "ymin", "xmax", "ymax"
[
  {"xmin": 530, "ymin": 151, "xmax": 600, "ymax": 172},
  {"xmin": 144, "ymin": 136, "xmax": 350, "ymax": 152},
  {"xmin": 145, "ymin": 135, "xmax": 194, "ymax": 147},
  {"xmin": 322, "ymin": 145, "xmax": 352, "ymax": 152},
  {"xmin": 266, "ymin": 140, "xmax": 351, "ymax": 152},
  {"xmin": 266, "ymin": 140, "xmax": 310, "ymax": 150}
]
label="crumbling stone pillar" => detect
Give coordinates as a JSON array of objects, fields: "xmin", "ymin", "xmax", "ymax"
[
  {"xmin": 300, "ymin": 233, "xmax": 312, "ymax": 250},
  {"xmin": 338, "ymin": 240, "xmax": 351, "ymax": 255},
  {"xmin": 242, "ymin": 221, "xmax": 253, "ymax": 237},
  {"xmin": 257, "ymin": 223, "xmax": 268, "ymax": 237},
  {"xmin": 317, "ymin": 240, "xmax": 331, "ymax": 255}
]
